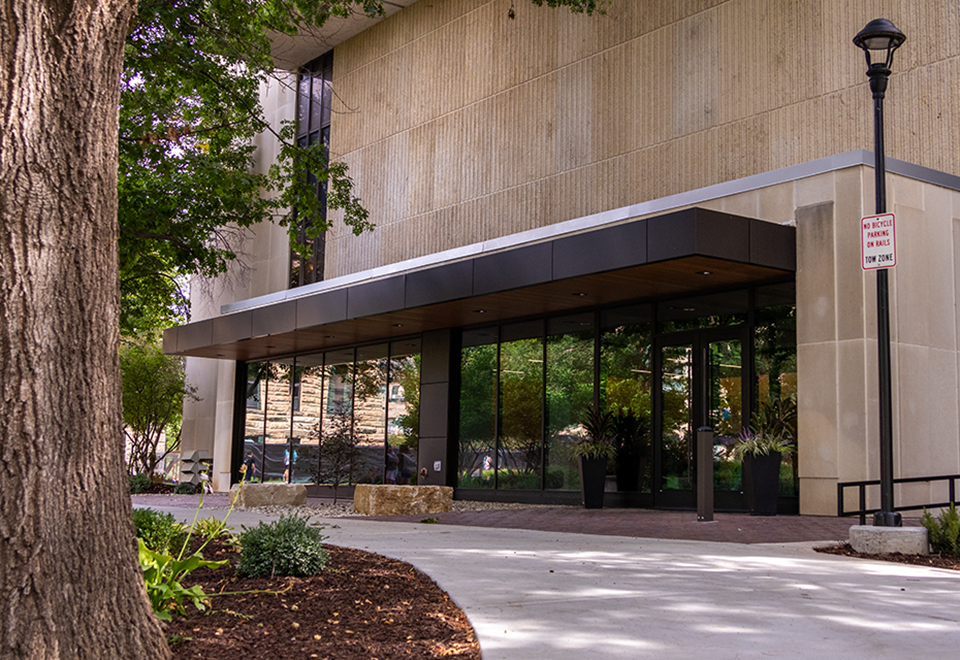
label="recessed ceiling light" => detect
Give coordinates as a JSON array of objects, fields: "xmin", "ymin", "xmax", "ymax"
[
  {"xmin": 473, "ymin": 309, "xmax": 486, "ymax": 314},
  {"xmin": 325, "ymin": 335, "xmax": 335, "ymax": 339},
  {"xmin": 697, "ymin": 270, "xmax": 712, "ymax": 276},
  {"xmin": 683, "ymin": 307, "xmax": 696, "ymax": 312},
  {"xmin": 393, "ymin": 323, "xmax": 403, "ymax": 328},
  {"xmin": 573, "ymin": 292, "xmax": 587, "ymax": 297}
]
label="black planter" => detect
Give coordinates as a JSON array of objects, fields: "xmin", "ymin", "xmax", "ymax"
[
  {"xmin": 742, "ymin": 452, "xmax": 781, "ymax": 516},
  {"xmin": 578, "ymin": 456, "xmax": 607, "ymax": 509},
  {"xmin": 615, "ymin": 449, "xmax": 640, "ymax": 492}
]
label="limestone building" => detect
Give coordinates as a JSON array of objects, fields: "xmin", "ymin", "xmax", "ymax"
[{"xmin": 164, "ymin": 0, "xmax": 960, "ymax": 516}]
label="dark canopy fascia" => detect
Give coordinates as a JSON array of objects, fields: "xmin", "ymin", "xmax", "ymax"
[{"xmin": 163, "ymin": 208, "xmax": 795, "ymax": 361}]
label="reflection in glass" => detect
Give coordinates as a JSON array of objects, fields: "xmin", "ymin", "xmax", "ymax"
[
  {"xmin": 243, "ymin": 362, "xmax": 267, "ymax": 483},
  {"xmin": 389, "ymin": 339, "xmax": 421, "ymax": 484},
  {"xmin": 545, "ymin": 315, "xmax": 594, "ymax": 491},
  {"xmin": 657, "ymin": 291, "xmax": 748, "ymax": 334},
  {"xmin": 709, "ymin": 339, "xmax": 743, "ymax": 491},
  {"xmin": 499, "ymin": 322, "xmax": 544, "ymax": 490},
  {"xmin": 601, "ymin": 306, "xmax": 652, "ymax": 493},
  {"xmin": 755, "ymin": 284, "xmax": 798, "ymax": 496},
  {"xmin": 264, "ymin": 359, "xmax": 295, "ymax": 482},
  {"xmin": 458, "ymin": 329, "xmax": 498, "ymax": 488},
  {"xmin": 661, "ymin": 345, "xmax": 693, "ymax": 491},
  {"xmin": 322, "ymin": 348, "xmax": 354, "ymax": 483},
  {"xmin": 291, "ymin": 354, "xmax": 325, "ymax": 483},
  {"xmin": 354, "ymin": 344, "xmax": 389, "ymax": 484}
]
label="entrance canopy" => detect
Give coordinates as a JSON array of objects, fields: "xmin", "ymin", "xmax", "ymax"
[{"xmin": 163, "ymin": 208, "xmax": 795, "ymax": 361}]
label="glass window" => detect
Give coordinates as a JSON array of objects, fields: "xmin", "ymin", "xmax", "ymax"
[
  {"xmin": 545, "ymin": 314, "xmax": 594, "ymax": 491},
  {"xmin": 290, "ymin": 52, "xmax": 333, "ymax": 288},
  {"xmin": 242, "ymin": 362, "xmax": 268, "ymax": 483},
  {"xmin": 458, "ymin": 328, "xmax": 498, "ymax": 488},
  {"xmin": 660, "ymin": 344, "xmax": 693, "ymax": 492},
  {"xmin": 319, "ymin": 348, "xmax": 357, "ymax": 485},
  {"xmin": 263, "ymin": 359, "xmax": 295, "ymax": 482},
  {"xmin": 658, "ymin": 291, "xmax": 748, "ymax": 333},
  {"xmin": 499, "ymin": 321, "xmax": 544, "ymax": 490},
  {"xmin": 601, "ymin": 305, "xmax": 653, "ymax": 493},
  {"xmin": 291, "ymin": 354, "xmax": 325, "ymax": 483},
  {"xmin": 754, "ymin": 283, "xmax": 798, "ymax": 497},
  {"xmin": 355, "ymin": 344, "xmax": 389, "ymax": 484},
  {"xmin": 708, "ymin": 338, "xmax": 744, "ymax": 492},
  {"xmin": 389, "ymin": 339, "xmax": 421, "ymax": 484}
]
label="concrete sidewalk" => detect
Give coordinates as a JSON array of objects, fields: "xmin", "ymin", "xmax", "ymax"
[{"xmin": 138, "ymin": 501, "xmax": 960, "ymax": 659}]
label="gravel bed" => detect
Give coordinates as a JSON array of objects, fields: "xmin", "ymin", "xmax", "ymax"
[{"xmin": 205, "ymin": 499, "xmax": 575, "ymax": 519}]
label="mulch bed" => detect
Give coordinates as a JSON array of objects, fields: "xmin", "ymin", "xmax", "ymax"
[
  {"xmin": 814, "ymin": 543, "xmax": 960, "ymax": 571},
  {"xmin": 165, "ymin": 540, "xmax": 480, "ymax": 660},
  {"xmin": 136, "ymin": 483, "xmax": 178, "ymax": 494}
]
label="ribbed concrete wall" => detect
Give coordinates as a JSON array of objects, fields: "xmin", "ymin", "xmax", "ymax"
[{"xmin": 324, "ymin": 0, "xmax": 960, "ymax": 277}]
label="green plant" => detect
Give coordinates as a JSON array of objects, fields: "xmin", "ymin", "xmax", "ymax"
[
  {"xmin": 174, "ymin": 482, "xmax": 196, "ymax": 495},
  {"xmin": 129, "ymin": 473, "xmax": 153, "ymax": 494},
  {"xmin": 921, "ymin": 504, "xmax": 960, "ymax": 556},
  {"xmin": 732, "ymin": 396, "xmax": 797, "ymax": 460},
  {"xmin": 121, "ymin": 338, "xmax": 199, "ymax": 475},
  {"xmin": 138, "ymin": 539, "xmax": 228, "ymax": 621},
  {"xmin": 237, "ymin": 514, "xmax": 329, "ymax": 578},
  {"xmin": 132, "ymin": 508, "xmax": 188, "ymax": 555},
  {"xmin": 193, "ymin": 516, "xmax": 234, "ymax": 543},
  {"xmin": 137, "ymin": 483, "xmax": 244, "ymax": 621},
  {"xmin": 571, "ymin": 407, "xmax": 617, "ymax": 461}
]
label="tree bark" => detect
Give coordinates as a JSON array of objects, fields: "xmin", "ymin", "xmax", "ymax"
[{"xmin": 0, "ymin": 0, "xmax": 171, "ymax": 658}]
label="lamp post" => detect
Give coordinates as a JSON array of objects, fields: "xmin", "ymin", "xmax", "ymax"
[{"xmin": 853, "ymin": 19, "xmax": 906, "ymax": 527}]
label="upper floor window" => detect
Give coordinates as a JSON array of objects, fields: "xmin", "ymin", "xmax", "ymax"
[{"xmin": 290, "ymin": 53, "xmax": 333, "ymax": 288}]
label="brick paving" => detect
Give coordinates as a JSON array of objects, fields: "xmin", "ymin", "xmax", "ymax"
[
  {"xmin": 132, "ymin": 492, "xmax": 903, "ymax": 545},
  {"xmin": 357, "ymin": 506, "xmax": 871, "ymax": 545}
]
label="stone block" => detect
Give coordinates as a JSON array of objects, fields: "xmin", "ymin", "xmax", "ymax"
[
  {"xmin": 230, "ymin": 483, "xmax": 307, "ymax": 508},
  {"xmin": 849, "ymin": 525, "xmax": 929, "ymax": 555},
  {"xmin": 353, "ymin": 484, "xmax": 453, "ymax": 516}
]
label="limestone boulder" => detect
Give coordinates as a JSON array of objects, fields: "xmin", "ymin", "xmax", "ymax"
[
  {"xmin": 353, "ymin": 484, "xmax": 453, "ymax": 516},
  {"xmin": 230, "ymin": 482, "xmax": 307, "ymax": 508}
]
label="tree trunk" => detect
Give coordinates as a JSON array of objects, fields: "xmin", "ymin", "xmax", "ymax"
[{"xmin": 0, "ymin": 1, "xmax": 170, "ymax": 658}]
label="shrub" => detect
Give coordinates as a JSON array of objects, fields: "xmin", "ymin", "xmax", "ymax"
[
  {"xmin": 237, "ymin": 514, "xmax": 328, "ymax": 578},
  {"xmin": 921, "ymin": 503, "xmax": 960, "ymax": 556},
  {"xmin": 174, "ymin": 482, "xmax": 196, "ymax": 495},
  {"xmin": 130, "ymin": 473, "xmax": 152, "ymax": 494},
  {"xmin": 132, "ymin": 508, "xmax": 188, "ymax": 555}
]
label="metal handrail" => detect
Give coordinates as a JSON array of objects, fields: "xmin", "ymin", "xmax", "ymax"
[{"xmin": 837, "ymin": 474, "xmax": 960, "ymax": 525}]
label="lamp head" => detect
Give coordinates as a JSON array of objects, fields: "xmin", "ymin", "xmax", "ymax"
[{"xmin": 853, "ymin": 18, "xmax": 906, "ymax": 70}]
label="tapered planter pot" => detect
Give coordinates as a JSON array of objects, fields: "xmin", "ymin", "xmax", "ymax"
[
  {"xmin": 741, "ymin": 452, "xmax": 781, "ymax": 516},
  {"xmin": 578, "ymin": 456, "xmax": 607, "ymax": 509},
  {"xmin": 615, "ymin": 449, "xmax": 640, "ymax": 493}
]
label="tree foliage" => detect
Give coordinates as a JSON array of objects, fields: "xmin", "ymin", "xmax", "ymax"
[
  {"xmin": 121, "ymin": 339, "xmax": 199, "ymax": 475},
  {"xmin": 118, "ymin": 0, "xmax": 607, "ymax": 333},
  {"xmin": 304, "ymin": 407, "xmax": 361, "ymax": 503},
  {"xmin": 118, "ymin": 0, "xmax": 377, "ymax": 333}
]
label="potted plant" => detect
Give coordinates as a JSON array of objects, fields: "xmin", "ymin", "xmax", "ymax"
[
  {"xmin": 612, "ymin": 409, "xmax": 649, "ymax": 493},
  {"xmin": 573, "ymin": 407, "xmax": 617, "ymax": 508},
  {"xmin": 732, "ymin": 396, "xmax": 797, "ymax": 516}
]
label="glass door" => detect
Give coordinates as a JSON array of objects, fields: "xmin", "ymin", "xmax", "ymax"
[{"xmin": 655, "ymin": 328, "xmax": 748, "ymax": 509}]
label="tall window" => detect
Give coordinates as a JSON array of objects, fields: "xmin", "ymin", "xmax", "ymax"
[
  {"xmin": 238, "ymin": 342, "xmax": 421, "ymax": 485},
  {"xmin": 290, "ymin": 53, "xmax": 333, "ymax": 288}
]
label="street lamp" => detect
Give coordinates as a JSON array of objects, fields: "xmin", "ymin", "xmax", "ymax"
[{"xmin": 853, "ymin": 18, "xmax": 906, "ymax": 527}]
